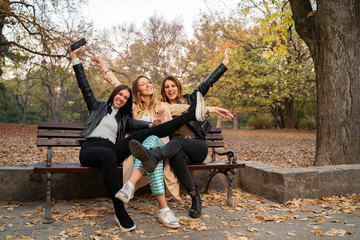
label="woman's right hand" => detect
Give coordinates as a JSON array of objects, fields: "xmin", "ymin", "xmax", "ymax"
[{"xmin": 69, "ymin": 45, "xmax": 82, "ymax": 60}]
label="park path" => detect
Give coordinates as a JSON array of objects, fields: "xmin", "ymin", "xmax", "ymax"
[{"xmin": 1, "ymin": 189, "xmax": 359, "ymax": 239}]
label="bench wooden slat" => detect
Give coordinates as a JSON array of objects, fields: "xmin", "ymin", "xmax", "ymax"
[
  {"xmin": 205, "ymin": 134, "xmax": 223, "ymax": 140},
  {"xmin": 206, "ymin": 141, "xmax": 225, "ymax": 148},
  {"xmin": 37, "ymin": 138, "xmax": 85, "ymax": 147},
  {"xmin": 34, "ymin": 162, "xmax": 245, "ymax": 173},
  {"xmin": 188, "ymin": 162, "xmax": 244, "ymax": 170},
  {"xmin": 37, "ymin": 129, "xmax": 82, "ymax": 138},
  {"xmin": 34, "ymin": 163, "xmax": 120, "ymax": 173},
  {"xmin": 38, "ymin": 122, "xmax": 84, "ymax": 130},
  {"xmin": 208, "ymin": 128, "xmax": 222, "ymax": 134}
]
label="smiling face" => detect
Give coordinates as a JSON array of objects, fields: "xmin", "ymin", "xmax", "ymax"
[
  {"xmin": 137, "ymin": 77, "xmax": 154, "ymax": 97},
  {"xmin": 163, "ymin": 79, "xmax": 179, "ymax": 104},
  {"xmin": 112, "ymin": 89, "xmax": 130, "ymax": 108}
]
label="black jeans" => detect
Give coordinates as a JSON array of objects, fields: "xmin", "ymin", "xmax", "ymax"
[
  {"xmin": 80, "ymin": 115, "xmax": 188, "ymax": 206},
  {"xmin": 165, "ymin": 137, "xmax": 208, "ymax": 192}
]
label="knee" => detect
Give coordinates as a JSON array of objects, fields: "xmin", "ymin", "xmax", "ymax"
[
  {"xmin": 102, "ymin": 150, "xmax": 118, "ymax": 166},
  {"xmin": 169, "ymin": 152, "xmax": 187, "ymax": 166},
  {"xmin": 143, "ymin": 135, "xmax": 164, "ymax": 148}
]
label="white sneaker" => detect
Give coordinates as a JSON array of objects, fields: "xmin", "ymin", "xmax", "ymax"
[
  {"xmin": 115, "ymin": 181, "xmax": 134, "ymax": 203},
  {"xmin": 195, "ymin": 91, "xmax": 206, "ymax": 121},
  {"xmin": 157, "ymin": 209, "xmax": 180, "ymax": 228}
]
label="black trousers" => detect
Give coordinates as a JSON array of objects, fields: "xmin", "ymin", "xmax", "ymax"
[
  {"xmin": 79, "ymin": 116, "xmax": 187, "ymax": 206},
  {"xmin": 165, "ymin": 137, "xmax": 208, "ymax": 192}
]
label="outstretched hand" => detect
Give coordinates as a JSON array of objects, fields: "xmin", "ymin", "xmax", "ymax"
[
  {"xmin": 91, "ymin": 57, "xmax": 105, "ymax": 67},
  {"xmin": 91, "ymin": 57, "xmax": 110, "ymax": 73},
  {"xmin": 210, "ymin": 107, "xmax": 234, "ymax": 119}
]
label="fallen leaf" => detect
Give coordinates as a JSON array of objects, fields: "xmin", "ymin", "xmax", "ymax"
[
  {"xmin": 313, "ymin": 228, "xmax": 323, "ymax": 236},
  {"xmin": 248, "ymin": 227, "xmax": 259, "ymax": 232},
  {"xmin": 20, "ymin": 236, "xmax": 33, "ymax": 239},
  {"xmin": 324, "ymin": 228, "xmax": 346, "ymax": 236}
]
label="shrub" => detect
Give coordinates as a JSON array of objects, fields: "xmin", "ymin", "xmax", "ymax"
[
  {"xmin": 247, "ymin": 115, "xmax": 275, "ymax": 129},
  {"xmin": 298, "ymin": 118, "xmax": 316, "ymax": 130}
]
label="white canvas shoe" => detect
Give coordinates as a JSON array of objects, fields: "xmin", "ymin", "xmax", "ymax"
[
  {"xmin": 157, "ymin": 209, "xmax": 180, "ymax": 229},
  {"xmin": 115, "ymin": 181, "xmax": 134, "ymax": 203}
]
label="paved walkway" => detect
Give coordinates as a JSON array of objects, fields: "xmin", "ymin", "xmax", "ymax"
[{"xmin": 1, "ymin": 189, "xmax": 359, "ymax": 239}]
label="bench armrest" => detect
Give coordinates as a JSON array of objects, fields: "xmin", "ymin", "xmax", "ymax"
[{"xmin": 212, "ymin": 149, "xmax": 237, "ymax": 163}]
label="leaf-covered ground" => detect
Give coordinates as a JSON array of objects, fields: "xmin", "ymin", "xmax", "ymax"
[
  {"xmin": 0, "ymin": 123, "xmax": 315, "ymax": 167},
  {"xmin": 1, "ymin": 190, "xmax": 359, "ymax": 239}
]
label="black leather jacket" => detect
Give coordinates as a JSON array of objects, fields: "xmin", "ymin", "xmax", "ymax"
[
  {"xmin": 73, "ymin": 63, "xmax": 150, "ymax": 142},
  {"xmin": 183, "ymin": 63, "xmax": 228, "ymax": 139}
]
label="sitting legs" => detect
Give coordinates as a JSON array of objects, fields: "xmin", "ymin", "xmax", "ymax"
[
  {"xmin": 131, "ymin": 137, "xmax": 208, "ymax": 218},
  {"xmin": 80, "ymin": 141, "xmax": 136, "ymax": 231},
  {"xmin": 116, "ymin": 135, "xmax": 180, "ymax": 228}
]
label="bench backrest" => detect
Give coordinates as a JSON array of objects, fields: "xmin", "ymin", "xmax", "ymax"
[
  {"xmin": 37, "ymin": 122, "xmax": 225, "ymax": 148},
  {"xmin": 37, "ymin": 122, "xmax": 226, "ymax": 165},
  {"xmin": 37, "ymin": 122, "xmax": 85, "ymax": 147}
]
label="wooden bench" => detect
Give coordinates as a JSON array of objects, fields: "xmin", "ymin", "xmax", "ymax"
[{"xmin": 34, "ymin": 122, "xmax": 244, "ymax": 223}]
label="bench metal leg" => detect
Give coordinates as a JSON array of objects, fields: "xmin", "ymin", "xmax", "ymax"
[
  {"xmin": 43, "ymin": 172, "xmax": 54, "ymax": 224},
  {"xmin": 226, "ymin": 169, "xmax": 237, "ymax": 206},
  {"xmin": 204, "ymin": 168, "xmax": 236, "ymax": 206}
]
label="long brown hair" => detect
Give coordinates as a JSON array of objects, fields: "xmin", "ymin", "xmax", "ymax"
[{"xmin": 160, "ymin": 76, "xmax": 187, "ymax": 104}]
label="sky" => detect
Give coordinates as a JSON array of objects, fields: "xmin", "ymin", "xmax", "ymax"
[{"xmin": 82, "ymin": 0, "xmax": 240, "ymax": 36}]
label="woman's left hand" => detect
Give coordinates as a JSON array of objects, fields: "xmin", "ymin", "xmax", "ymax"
[
  {"xmin": 150, "ymin": 110, "xmax": 165, "ymax": 127},
  {"xmin": 209, "ymin": 107, "xmax": 234, "ymax": 119},
  {"xmin": 222, "ymin": 48, "xmax": 231, "ymax": 66}
]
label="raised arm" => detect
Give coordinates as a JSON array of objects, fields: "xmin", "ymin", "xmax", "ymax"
[
  {"xmin": 186, "ymin": 48, "xmax": 230, "ymax": 101},
  {"xmin": 91, "ymin": 57, "xmax": 121, "ymax": 88},
  {"xmin": 70, "ymin": 47, "xmax": 99, "ymax": 111}
]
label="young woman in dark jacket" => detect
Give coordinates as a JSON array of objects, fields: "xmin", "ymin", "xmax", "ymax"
[{"xmin": 70, "ymin": 47, "xmax": 206, "ymax": 232}]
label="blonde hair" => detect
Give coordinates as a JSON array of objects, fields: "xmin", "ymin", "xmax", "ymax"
[
  {"xmin": 132, "ymin": 75, "xmax": 163, "ymax": 118},
  {"xmin": 160, "ymin": 76, "xmax": 187, "ymax": 104}
]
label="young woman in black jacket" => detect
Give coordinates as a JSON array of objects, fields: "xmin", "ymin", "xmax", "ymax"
[{"xmin": 70, "ymin": 47, "xmax": 206, "ymax": 232}]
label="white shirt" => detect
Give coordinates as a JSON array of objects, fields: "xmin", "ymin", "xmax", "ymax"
[
  {"xmin": 140, "ymin": 114, "xmax": 151, "ymax": 122},
  {"xmin": 88, "ymin": 106, "xmax": 119, "ymax": 144}
]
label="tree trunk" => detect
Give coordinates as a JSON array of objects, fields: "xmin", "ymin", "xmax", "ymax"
[
  {"xmin": 21, "ymin": 96, "xmax": 28, "ymax": 124},
  {"xmin": 49, "ymin": 89, "xmax": 58, "ymax": 123},
  {"xmin": 216, "ymin": 116, "xmax": 222, "ymax": 128},
  {"xmin": 232, "ymin": 115, "xmax": 238, "ymax": 129},
  {"xmin": 231, "ymin": 105, "xmax": 237, "ymax": 129},
  {"xmin": 0, "ymin": 1, "xmax": 8, "ymax": 61},
  {"xmin": 290, "ymin": 0, "xmax": 360, "ymax": 165},
  {"xmin": 285, "ymin": 98, "xmax": 294, "ymax": 129}
]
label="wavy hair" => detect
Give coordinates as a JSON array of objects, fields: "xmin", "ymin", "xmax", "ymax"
[{"xmin": 132, "ymin": 75, "xmax": 161, "ymax": 115}]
